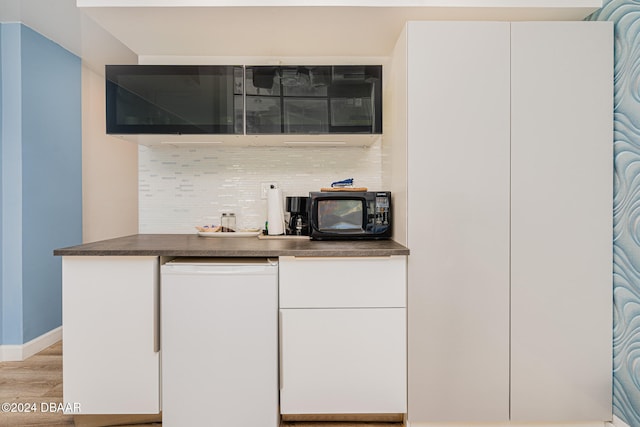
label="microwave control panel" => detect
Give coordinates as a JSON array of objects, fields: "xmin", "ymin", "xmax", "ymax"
[{"xmin": 374, "ymin": 193, "xmax": 391, "ymax": 226}]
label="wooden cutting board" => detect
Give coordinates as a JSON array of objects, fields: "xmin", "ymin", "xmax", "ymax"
[
  {"xmin": 257, "ymin": 234, "xmax": 310, "ymax": 240},
  {"xmin": 320, "ymin": 187, "xmax": 368, "ymax": 192}
]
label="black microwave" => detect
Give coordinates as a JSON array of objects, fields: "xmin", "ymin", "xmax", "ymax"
[{"xmin": 308, "ymin": 191, "xmax": 392, "ymax": 240}]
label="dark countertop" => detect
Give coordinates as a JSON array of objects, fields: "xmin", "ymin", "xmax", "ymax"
[{"xmin": 53, "ymin": 234, "xmax": 410, "ymax": 257}]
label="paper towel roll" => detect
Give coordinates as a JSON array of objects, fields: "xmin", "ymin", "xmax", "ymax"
[{"xmin": 267, "ymin": 186, "xmax": 285, "ymax": 235}]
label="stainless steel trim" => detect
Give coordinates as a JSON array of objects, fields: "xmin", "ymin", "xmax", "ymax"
[
  {"xmin": 279, "ymin": 310, "xmax": 283, "ymax": 391},
  {"xmin": 154, "ymin": 258, "xmax": 160, "ymax": 353}
]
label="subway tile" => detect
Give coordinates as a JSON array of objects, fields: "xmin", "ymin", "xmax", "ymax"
[{"xmin": 139, "ymin": 142, "xmax": 383, "ymax": 233}]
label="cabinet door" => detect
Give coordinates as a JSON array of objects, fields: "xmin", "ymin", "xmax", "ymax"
[
  {"xmin": 405, "ymin": 21, "xmax": 511, "ymax": 422},
  {"xmin": 245, "ymin": 66, "xmax": 382, "ymax": 134},
  {"xmin": 280, "ymin": 308, "xmax": 406, "ymax": 414},
  {"xmin": 62, "ymin": 256, "xmax": 160, "ymax": 414},
  {"xmin": 106, "ymin": 65, "xmax": 244, "ymax": 135},
  {"xmin": 510, "ymin": 22, "xmax": 613, "ymax": 422},
  {"xmin": 161, "ymin": 262, "xmax": 278, "ymax": 427}
]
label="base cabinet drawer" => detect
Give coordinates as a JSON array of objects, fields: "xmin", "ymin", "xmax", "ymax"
[
  {"xmin": 279, "ymin": 256, "xmax": 406, "ymax": 308},
  {"xmin": 280, "ymin": 308, "xmax": 407, "ymax": 414}
]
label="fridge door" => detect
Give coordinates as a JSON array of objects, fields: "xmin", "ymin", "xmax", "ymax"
[{"xmin": 161, "ymin": 258, "xmax": 278, "ymax": 427}]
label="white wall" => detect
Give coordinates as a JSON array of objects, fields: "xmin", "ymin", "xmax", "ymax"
[
  {"xmin": 383, "ymin": 25, "xmax": 408, "ymax": 246},
  {"xmin": 82, "ymin": 65, "xmax": 138, "ymax": 242}
]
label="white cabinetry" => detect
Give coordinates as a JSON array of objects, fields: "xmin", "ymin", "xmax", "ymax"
[
  {"xmin": 400, "ymin": 21, "xmax": 511, "ymax": 422},
  {"xmin": 279, "ymin": 256, "xmax": 407, "ymax": 415},
  {"xmin": 391, "ymin": 21, "xmax": 612, "ymax": 423},
  {"xmin": 62, "ymin": 256, "xmax": 160, "ymax": 414},
  {"xmin": 509, "ymin": 22, "xmax": 613, "ymax": 422},
  {"xmin": 161, "ymin": 259, "xmax": 279, "ymax": 427}
]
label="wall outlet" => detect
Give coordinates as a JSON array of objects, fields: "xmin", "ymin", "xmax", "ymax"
[{"xmin": 261, "ymin": 182, "xmax": 277, "ymax": 199}]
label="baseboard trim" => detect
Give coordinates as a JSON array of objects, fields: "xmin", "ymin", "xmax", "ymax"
[
  {"xmin": 408, "ymin": 422, "xmax": 609, "ymax": 427},
  {"xmin": 611, "ymin": 415, "xmax": 631, "ymax": 427},
  {"xmin": 0, "ymin": 326, "xmax": 62, "ymax": 362},
  {"xmin": 282, "ymin": 413, "xmax": 404, "ymax": 422},
  {"xmin": 73, "ymin": 413, "xmax": 162, "ymax": 427}
]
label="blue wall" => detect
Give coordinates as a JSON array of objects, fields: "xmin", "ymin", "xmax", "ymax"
[
  {"xmin": 20, "ymin": 25, "xmax": 82, "ymax": 343},
  {"xmin": 0, "ymin": 23, "xmax": 82, "ymax": 346},
  {"xmin": 0, "ymin": 23, "xmax": 3, "ymax": 346},
  {"xmin": 589, "ymin": 2, "xmax": 640, "ymax": 426},
  {"xmin": 1, "ymin": 23, "xmax": 24, "ymax": 346}
]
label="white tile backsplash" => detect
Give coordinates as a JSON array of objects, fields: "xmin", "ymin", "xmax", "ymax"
[{"xmin": 139, "ymin": 141, "xmax": 383, "ymax": 233}]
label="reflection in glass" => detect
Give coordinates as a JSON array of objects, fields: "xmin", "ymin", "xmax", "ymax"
[
  {"xmin": 284, "ymin": 99, "xmax": 329, "ymax": 133},
  {"xmin": 244, "ymin": 65, "xmax": 381, "ymax": 135},
  {"xmin": 318, "ymin": 200, "xmax": 364, "ymax": 230},
  {"xmin": 245, "ymin": 68, "xmax": 280, "ymax": 96},
  {"xmin": 331, "ymin": 97, "xmax": 373, "ymax": 127},
  {"xmin": 107, "ymin": 65, "xmax": 242, "ymax": 134},
  {"xmin": 246, "ymin": 96, "xmax": 281, "ymax": 134}
]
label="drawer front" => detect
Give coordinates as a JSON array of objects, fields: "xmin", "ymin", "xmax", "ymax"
[
  {"xmin": 280, "ymin": 308, "xmax": 407, "ymax": 414},
  {"xmin": 279, "ymin": 256, "xmax": 406, "ymax": 308}
]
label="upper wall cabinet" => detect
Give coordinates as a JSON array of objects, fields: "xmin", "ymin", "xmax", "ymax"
[
  {"xmin": 106, "ymin": 65, "xmax": 243, "ymax": 135},
  {"xmin": 105, "ymin": 64, "xmax": 382, "ymax": 147},
  {"xmin": 245, "ymin": 66, "xmax": 382, "ymax": 135}
]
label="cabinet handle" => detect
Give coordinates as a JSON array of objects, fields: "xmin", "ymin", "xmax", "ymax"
[
  {"xmin": 154, "ymin": 260, "xmax": 160, "ymax": 353},
  {"xmin": 279, "ymin": 311, "xmax": 283, "ymax": 390}
]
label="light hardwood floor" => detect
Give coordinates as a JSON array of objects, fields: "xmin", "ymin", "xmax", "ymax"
[
  {"xmin": 0, "ymin": 341, "xmax": 403, "ymax": 427},
  {"xmin": 0, "ymin": 341, "xmax": 73, "ymax": 427}
]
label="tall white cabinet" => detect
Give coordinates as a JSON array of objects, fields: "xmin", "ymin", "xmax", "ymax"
[
  {"xmin": 402, "ymin": 21, "xmax": 512, "ymax": 422},
  {"xmin": 509, "ymin": 22, "xmax": 613, "ymax": 421},
  {"xmin": 390, "ymin": 21, "xmax": 613, "ymax": 423}
]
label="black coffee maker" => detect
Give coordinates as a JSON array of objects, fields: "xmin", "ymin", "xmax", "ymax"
[{"xmin": 285, "ymin": 196, "xmax": 309, "ymax": 236}]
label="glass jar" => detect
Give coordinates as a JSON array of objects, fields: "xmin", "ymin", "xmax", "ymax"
[{"xmin": 220, "ymin": 213, "xmax": 236, "ymax": 232}]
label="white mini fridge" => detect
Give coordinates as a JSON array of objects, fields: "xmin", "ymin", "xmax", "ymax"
[{"xmin": 161, "ymin": 258, "xmax": 279, "ymax": 427}]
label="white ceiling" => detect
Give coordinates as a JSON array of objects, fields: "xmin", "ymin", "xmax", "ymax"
[
  {"xmin": 1, "ymin": 0, "xmax": 602, "ymax": 68},
  {"xmin": 0, "ymin": 0, "xmax": 137, "ymax": 71},
  {"xmin": 80, "ymin": 5, "xmax": 602, "ymax": 58}
]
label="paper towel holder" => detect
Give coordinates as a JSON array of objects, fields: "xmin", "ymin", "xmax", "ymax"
[{"xmin": 267, "ymin": 184, "xmax": 285, "ymax": 236}]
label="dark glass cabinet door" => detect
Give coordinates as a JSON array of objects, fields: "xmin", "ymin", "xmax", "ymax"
[
  {"xmin": 245, "ymin": 66, "xmax": 382, "ymax": 135},
  {"xmin": 106, "ymin": 65, "xmax": 243, "ymax": 134}
]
